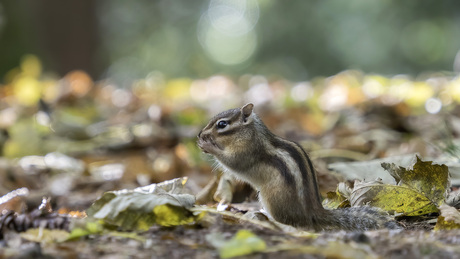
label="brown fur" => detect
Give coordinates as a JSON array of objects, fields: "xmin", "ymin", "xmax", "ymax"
[{"xmin": 198, "ymin": 103, "xmax": 398, "ymax": 231}]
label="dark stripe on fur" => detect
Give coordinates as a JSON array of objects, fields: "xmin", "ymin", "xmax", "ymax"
[
  {"xmin": 271, "ymin": 138, "xmax": 322, "ymax": 204},
  {"xmin": 268, "ymin": 155, "xmax": 295, "ymax": 185},
  {"xmin": 294, "ymin": 142, "xmax": 322, "ymax": 202},
  {"xmin": 218, "ymin": 128, "xmax": 239, "ymax": 136}
]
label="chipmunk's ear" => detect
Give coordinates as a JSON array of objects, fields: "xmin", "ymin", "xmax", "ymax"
[{"xmin": 241, "ymin": 103, "xmax": 254, "ymax": 122}]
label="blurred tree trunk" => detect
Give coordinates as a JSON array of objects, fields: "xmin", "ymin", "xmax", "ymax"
[
  {"xmin": 0, "ymin": 0, "xmax": 104, "ymax": 79},
  {"xmin": 34, "ymin": 0, "xmax": 103, "ymax": 78}
]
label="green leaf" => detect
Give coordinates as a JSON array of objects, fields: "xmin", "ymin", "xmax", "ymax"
[
  {"xmin": 348, "ymin": 156, "xmax": 450, "ymax": 216},
  {"xmin": 350, "ymin": 180, "xmax": 438, "ymax": 216},
  {"xmin": 207, "ymin": 230, "xmax": 266, "ymax": 258},
  {"xmin": 67, "ymin": 227, "xmax": 91, "ymax": 240},
  {"xmin": 382, "ymin": 155, "xmax": 450, "ymax": 206},
  {"xmin": 86, "ymin": 177, "xmax": 198, "ymax": 230},
  {"xmin": 67, "ymin": 220, "xmax": 147, "ymax": 242},
  {"xmin": 66, "ymin": 220, "xmax": 105, "ymax": 240}
]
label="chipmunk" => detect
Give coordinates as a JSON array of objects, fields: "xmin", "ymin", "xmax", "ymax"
[{"xmin": 198, "ymin": 103, "xmax": 399, "ymax": 231}]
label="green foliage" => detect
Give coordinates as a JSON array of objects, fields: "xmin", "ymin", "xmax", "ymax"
[{"xmin": 67, "ymin": 220, "xmax": 105, "ymax": 240}]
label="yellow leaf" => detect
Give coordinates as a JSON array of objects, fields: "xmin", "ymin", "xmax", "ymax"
[
  {"xmin": 86, "ymin": 221, "xmax": 104, "ymax": 233},
  {"xmin": 447, "ymin": 78, "xmax": 460, "ymax": 103},
  {"xmin": 163, "ymin": 78, "xmax": 192, "ymax": 100},
  {"xmin": 153, "ymin": 204, "xmax": 196, "ymax": 227},
  {"xmin": 218, "ymin": 230, "xmax": 266, "ymax": 258},
  {"xmin": 350, "ymin": 181, "xmax": 438, "ymax": 216},
  {"xmin": 322, "ymin": 183, "xmax": 351, "ymax": 209},
  {"xmin": 434, "ymin": 204, "xmax": 460, "ymax": 231},
  {"xmin": 87, "ymin": 178, "xmax": 197, "ymax": 230},
  {"xmin": 66, "ymin": 228, "xmax": 90, "ymax": 240},
  {"xmin": 382, "ymin": 156, "xmax": 450, "ymax": 206},
  {"xmin": 13, "ymin": 77, "xmax": 42, "ymax": 106},
  {"xmin": 20, "ymin": 229, "xmax": 69, "ymax": 244},
  {"xmin": 322, "ymin": 191, "xmax": 350, "ymax": 209},
  {"xmin": 404, "ymin": 82, "xmax": 434, "ymax": 107}
]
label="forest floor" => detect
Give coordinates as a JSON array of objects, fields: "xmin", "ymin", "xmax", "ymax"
[{"xmin": 2, "ymin": 70, "xmax": 460, "ymax": 258}]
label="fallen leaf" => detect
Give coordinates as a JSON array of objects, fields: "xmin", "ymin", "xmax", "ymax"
[
  {"xmin": 86, "ymin": 177, "xmax": 198, "ymax": 230},
  {"xmin": 67, "ymin": 219, "xmax": 146, "ymax": 242},
  {"xmin": 382, "ymin": 156, "xmax": 450, "ymax": 206},
  {"xmin": 434, "ymin": 204, "xmax": 460, "ymax": 230},
  {"xmin": 67, "ymin": 219, "xmax": 105, "ymax": 241},
  {"xmin": 347, "ymin": 156, "xmax": 450, "ymax": 216},
  {"xmin": 446, "ymin": 190, "xmax": 460, "ymax": 209},
  {"xmin": 20, "ymin": 229, "xmax": 69, "ymax": 244},
  {"xmin": 214, "ymin": 174, "xmax": 235, "ymax": 203},
  {"xmin": 322, "ymin": 182, "xmax": 351, "ymax": 209},
  {"xmin": 207, "ymin": 230, "xmax": 266, "ymax": 258},
  {"xmin": 350, "ymin": 180, "xmax": 438, "ymax": 216},
  {"xmin": 328, "ymin": 154, "xmax": 415, "ymax": 184}
]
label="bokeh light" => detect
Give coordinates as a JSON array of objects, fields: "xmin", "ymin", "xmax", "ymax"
[
  {"xmin": 291, "ymin": 82, "xmax": 314, "ymax": 102},
  {"xmin": 319, "ymin": 83, "xmax": 348, "ymax": 112},
  {"xmin": 425, "ymin": 97, "xmax": 442, "ymax": 114},
  {"xmin": 198, "ymin": 0, "xmax": 259, "ymax": 65}
]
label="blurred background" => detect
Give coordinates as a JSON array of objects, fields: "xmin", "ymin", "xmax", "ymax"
[
  {"xmin": 1, "ymin": 0, "xmax": 460, "ymax": 82},
  {"xmin": 1, "ymin": 0, "xmax": 460, "ymax": 212}
]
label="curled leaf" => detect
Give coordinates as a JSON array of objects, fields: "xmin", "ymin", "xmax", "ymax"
[
  {"xmin": 348, "ymin": 156, "xmax": 450, "ymax": 216},
  {"xmin": 86, "ymin": 177, "xmax": 199, "ymax": 230},
  {"xmin": 382, "ymin": 156, "xmax": 450, "ymax": 206},
  {"xmin": 350, "ymin": 180, "xmax": 438, "ymax": 216},
  {"xmin": 322, "ymin": 183, "xmax": 351, "ymax": 209},
  {"xmin": 446, "ymin": 190, "xmax": 460, "ymax": 209}
]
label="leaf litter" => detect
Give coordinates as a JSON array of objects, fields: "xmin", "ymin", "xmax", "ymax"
[
  {"xmin": 2, "ymin": 69, "xmax": 460, "ymax": 258},
  {"xmin": 3, "ymin": 155, "xmax": 458, "ymax": 258}
]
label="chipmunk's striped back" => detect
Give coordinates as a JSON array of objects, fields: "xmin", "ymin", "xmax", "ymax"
[{"xmin": 198, "ymin": 103, "xmax": 399, "ymax": 231}]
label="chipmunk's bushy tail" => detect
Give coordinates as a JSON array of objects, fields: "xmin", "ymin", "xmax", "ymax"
[{"xmin": 316, "ymin": 206, "xmax": 400, "ymax": 231}]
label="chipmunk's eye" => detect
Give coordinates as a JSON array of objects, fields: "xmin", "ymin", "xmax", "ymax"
[{"xmin": 216, "ymin": 120, "xmax": 229, "ymax": 129}]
